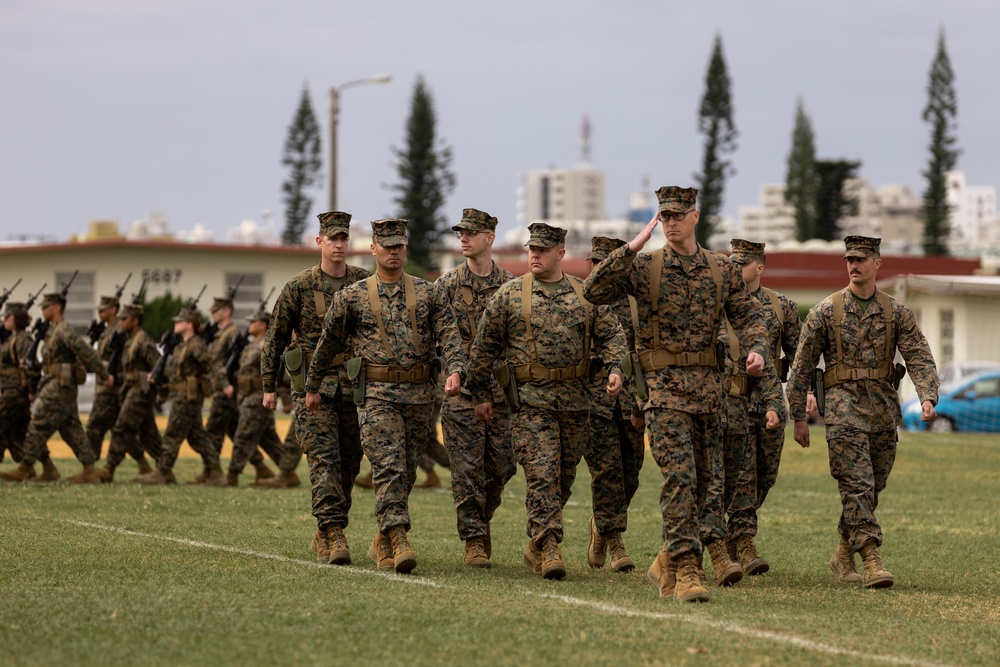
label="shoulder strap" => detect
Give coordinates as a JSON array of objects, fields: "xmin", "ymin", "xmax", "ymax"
[
  {"xmin": 877, "ymin": 289, "xmax": 894, "ymax": 363},
  {"xmin": 312, "ymin": 266, "xmax": 328, "ymax": 318},
  {"xmin": 628, "ymin": 296, "xmax": 639, "ymax": 340},
  {"xmin": 649, "ymin": 248, "xmax": 665, "ymax": 352},
  {"xmin": 702, "ymin": 250, "xmax": 724, "ymax": 332},
  {"xmin": 832, "ymin": 291, "xmax": 846, "ymax": 364},
  {"xmin": 761, "ymin": 286, "xmax": 784, "ymax": 365},
  {"xmin": 521, "ymin": 274, "xmax": 537, "ymax": 362},
  {"xmin": 566, "ymin": 275, "xmax": 592, "ymax": 364},
  {"xmin": 725, "ymin": 318, "xmax": 740, "ymax": 365},
  {"xmin": 366, "ymin": 275, "xmax": 395, "ymax": 361},
  {"xmin": 403, "ymin": 274, "xmax": 422, "ymax": 357},
  {"xmin": 460, "ymin": 276, "xmax": 477, "ymax": 342}
]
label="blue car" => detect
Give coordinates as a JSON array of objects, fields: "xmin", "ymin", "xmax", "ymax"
[{"xmin": 902, "ymin": 369, "xmax": 1000, "ymax": 433}]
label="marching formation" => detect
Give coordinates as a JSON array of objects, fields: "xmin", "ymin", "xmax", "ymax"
[{"xmin": 0, "ymin": 185, "xmax": 941, "ymax": 603}]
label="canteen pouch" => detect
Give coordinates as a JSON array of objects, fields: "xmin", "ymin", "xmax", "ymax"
[
  {"xmin": 622, "ymin": 353, "xmax": 648, "ymax": 402},
  {"xmin": 346, "ymin": 356, "xmax": 365, "ymax": 406},
  {"xmin": 892, "ymin": 362, "xmax": 907, "ymax": 390},
  {"xmin": 812, "ymin": 368, "xmax": 826, "ymax": 416},
  {"xmin": 715, "ymin": 340, "xmax": 727, "ymax": 374},
  {"xmin": 431, "ymin": 356, "xmax": 443, "ymax": 385},
  {"xmin": 285, "ymin": 346, "xmax": 305, "ymax": 393},
  {"xmin": 588, "ymin": 356, "xmax": 604, "ymax": 384},
  {"xmin": 493, "ymin": 362, "xmax": 520, "ymax": 412}
]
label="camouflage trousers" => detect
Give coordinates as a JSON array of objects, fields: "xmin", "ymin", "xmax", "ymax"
[
  {"xmin": 441, "ymin": 397, "xmax": 515, "ymax": 541},
  {"xmin": 23, "ymin": 384, "xmax": 96, "ymax": 466},
  {"xmin": 418, "ymin": 392, "xmax": 449, "ymax": 472},
  {"xmin": 749, "ymin": 411, "xmax": 787, "ymax": 512},
  {"xmin": 646, "ymin": 408, "xmax": 724, "ymax": 559},
  {"xmin": 294, "ymin": 390, "xmax": 362, "ymax": 530},
  {"xmin": 206, "ymin": 392, "xmax": 263, "ymax": 466},
  {"xmin": 826, "ymin": 426, "xmax": 898, "ymax": 551},
  {"xmin": 359, "ymin": 398, "xmax": 434, "ymax": 533},
  {"xmin": 0, "ymin": 389, "xmax": 31, "ymax": 463},
  {"xmin": 512, "ymin": 407, "xmax": 589, "ymax": 545},
  {"xmin": 86, "ymin": 385, "xmax": 122, "ymax": 461},
  {"xmin": 159, "ymin": 398, "xmax": 219, "ymax": 471},
  {"xmin": 229, "ymin": 402, "xmax": 298, "ymax": 475},
  {"xmin": 107, "ymin": 385, "xmax": 163, "ymax": 469},
  {"xmin": 721, "ymin": 396, "xmax": 756, "ymax": 540},
  {"xmin": 584, "ymin": 406, "xmax": 645, "ymax": 535}
]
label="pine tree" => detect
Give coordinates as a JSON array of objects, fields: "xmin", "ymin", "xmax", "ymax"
[
  {"xmin": 390, "ymin": 76, "xmax": 455, "ymax": 271},
  {"xmin": 693, "ymin": 34, "xmax": 738, "ymax": 247},
  {"xmin": 814, "ymin": 159, "xmax": 861, "ymax": 241},
  {"xmin": 921, "ymin": 29, "xmax": 959, "ymax": 256},
  {"xmin": 280, "ymin": 86, "xmax": 322, "ymax": 246},
  {"xmin": 785, "ymin": 99, "xmax": 819, "ymax": 242}
]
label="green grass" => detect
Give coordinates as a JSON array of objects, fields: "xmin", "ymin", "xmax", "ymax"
[{"xmin": 1, "ymin": 427, "xmax": 998, "ymax": 667}]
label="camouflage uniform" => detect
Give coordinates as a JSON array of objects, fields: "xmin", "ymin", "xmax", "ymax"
[
  {"xmin": 19, "ymin": 298, "xmax": 110, "ymax": 467},
  {"xmin": 106, "ymin": 308, "xmax": 164, "ymax": 472},
  {"xmin": 156, "ymin": 328, "xmax": 220, "ymax": 473},
  {"xmin": 468, "ymin": 224, "xmax": 627, "ymax": 548},
  {"xmin": 86, "ymin": 302, "xmax": 125, "ymax": 461},
  {"xmin": 262, "ymin": 212, "xmax": 371, "ymax": 532},
  {"xmin": 787, "ymin": 237, "xmax": 939, "ymax": 552},
  {"xmin": 0, "ymin": 303, "xmax": 38, "ymax": 463},
  {"xmin": 583, "ymin": 188, "xmax": 769, "ymax": 562},
  {"xmin": 307, "ymin": 219, "xmax": 467, "ymax": 537},
  {"xmin": 436, "ymin": 208, "xmax": 517, "ymax": 544},
  {"xmin": 584, "ymin": 238, "xmax": 645, "ymax": 541}
]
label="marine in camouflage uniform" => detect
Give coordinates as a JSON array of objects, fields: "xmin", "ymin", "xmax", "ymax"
[
  {"xmin": 0, "ymin": 292, "xmax": 110, "ymax": 484},
  {"xmin": 101, "ymin": 304, "xmax": 164, "ymax": 482},
  {"xmin": 261, "ymin": 211, "xmax": 371, "ymax": 564},
  {"xmin": 583, "ymin": 187, "xmax": 769, "ymax": 602},
  {"xmin": 725, "ymin": 238, "xmax": 803, "ymax": 574},
  {"xmin": 307, "ymin": 218, "xmax": 467, "ymax": 574},
  {"xmin": 436, "ymin": 208, "xmax": 517, "ymax": 567},
  {"xmin": 0, "ymin": 303, "xmax": 39, "ymax": 466},
  {"xmin": 583, "ymin": 236, "xmax": 646, "ymax": 574},
  {"xmin": 788, "ymin": 235, "xmax": 939, "ymax": 589},
  {"xmin": 468, "ymin": 223, "xmax": 627, "ymax": 581},
  {"xmin": 204, "ymin": 295, "xmax": 271, "ymax": 483},
  {"xmin": 85, "ymin": 295, "xmax": 126, "ymax": 461},
  {"xmin": 134, "ymin": 307, "xmax": 226, "ymax": 486},
  {"xmin": 227, "ymin": 309, "xmax": 300, "ymax": 486}
]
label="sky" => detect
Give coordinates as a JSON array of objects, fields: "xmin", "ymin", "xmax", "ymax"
[{"xmin": 2, "ymin": 1, "xmax": 998, "ymax": 246}]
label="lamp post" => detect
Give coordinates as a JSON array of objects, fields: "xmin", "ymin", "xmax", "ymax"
[{"xmin": 328, "ymin": 73, "xmax": 392, "ymax": 212}]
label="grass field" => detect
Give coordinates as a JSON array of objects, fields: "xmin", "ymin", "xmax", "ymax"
[{"xmin": 1, "ymin": 425, "xmax": 998, "ymax": 667}]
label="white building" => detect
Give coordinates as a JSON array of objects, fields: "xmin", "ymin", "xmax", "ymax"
[
  {"xmin": 738, "ymin": 184, "xmax": 796, "ymax": 246},
  {"xmin": 947, "ymin": 170, "xmax": 997, "ymax": 253}
]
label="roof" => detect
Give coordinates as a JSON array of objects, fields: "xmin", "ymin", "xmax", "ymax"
[{"xmin": 878, "ymin": 274, "xmax": 1000, "ymax": 296}]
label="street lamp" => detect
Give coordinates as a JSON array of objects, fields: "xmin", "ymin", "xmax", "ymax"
[{"xmin": 328, "ymin": 73, "xmax": 392, "ymax": 212}]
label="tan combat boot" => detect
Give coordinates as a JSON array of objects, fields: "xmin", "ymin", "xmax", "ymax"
[
  {"xmin": 413, "ymin": 468, "xmax": 441, "ymax": 489},
  {"xmin": 98, "ymin": 464, "xmax": 116, "ymax": 483},
  {"xmin": 388, "ymin": 525, "xmax": 416, "ymax": 573},
  {"xmin": 133, "ymin": 468, "xmax": 170, "ymax": 485},
  {"xmin": 523, "ymin": 539, "xmax": 542, "ymax": 574},
  {"xmin": 464, "ymin": 536, "xmax": 490, "ymax": 568},
  {"xmin": 354, "ymin": 469, "xmax": 373, "ymax": 489},
  {"xmin": 540, "ymin": 534, "xmax": 566, "ymax": 580},
  {"xmin": 202, "ymin": 465, "xmax": 227, "ymax": 487},
  {"xmin": 225, "ymin": 472, "xmax": 239, "ymax": 487},
  {"xmin": 735, "ymin": 535, "xmax": 770, "ymax": 576},
  {"xmin": 367, "ymin": 531, "xmax": 394, "ymax": 570},
  {"xmin": 586, "ymin": 516, "xmax": 607, "ymax": 569},
  {"xmin": 0, "ymin": 461, "xmax": 36, "ymax": 482},
  {"xmin": 859, "ymin": 540, "xmax": 894, "ymax": 589},
  {"xmin": 252, "ymin": 461, "xmax": 274, "ymax": 485},
  {"xmin": 674, "ymin": 553, "xmax": 711, "ymax": 602},
  {"xmin": 67, "ymin": 463, "xmax": 101, "ymax": 484},
  {"xmin": 136, "ymin": 456, "xmax": 154, "ymax": 475},
  {"xmin": 310, "ymin": 529, "xmax": 331, "ymax": 561},
  {"xmin": 829, "ymin": 538, "xmax": 862, "ymax": 583},
  {"xmin": 186, "ymin": 467, "xmax": 208, "ymax": 485},
  {"xmin": 258, "ymin": 471, "xmax": 301, "ymax": 489},
  {"xmin": 707, "ymin": 540, "xmax": 744, "ymax": 586},
  {"xmin": 31, "ymin": 458, "xmax": 61, "ymax": 482},
  {"xmin": 325, "ymin": 525, "xmax": 351, "ymax": 566},
  {"xmin": 647, "ymin": 551, "xmax": 676, "ymax": 597},
  {"xmin": 607, "ymin": 532, "xmax": 635, "ymax": 573}
]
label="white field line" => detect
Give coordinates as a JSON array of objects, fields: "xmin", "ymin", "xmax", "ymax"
[{"xmin": 65, "ymin": 519, "xmax": 952, "ymax": 667}]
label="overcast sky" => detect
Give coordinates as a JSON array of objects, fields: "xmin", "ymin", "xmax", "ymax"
[{"xmin": 2, "ymin": 1, "xmax": 997, "ymax": 245}]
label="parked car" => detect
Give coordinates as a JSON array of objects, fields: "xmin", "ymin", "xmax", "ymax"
[
  {"xmin": 936, "ymin": 361, "xmax": 1000, "ymax": 388},
  {"xmin": 902, "ymin": 369, "xmax": 1000, "ymax": 433}
]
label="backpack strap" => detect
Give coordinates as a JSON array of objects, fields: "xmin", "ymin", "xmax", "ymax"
[
  {"xmin": 311, "ymin": 266, "xmax": 328, "ymax": 318},
  {"xmin": 403, "ymin": 274, "xmax": 421, "ymax": 357},
  {"xmin": 566, "ymin": 275, "xmax": 592, "ymax": 366},
  {"xmin": 761, "ymin": 286, "xmax": 785, "ymax": 372},
  {"xmin": 366, "ymin": 275, "xmax": 395, "ymax": 362},
  {"xmin": 649, "ymin": 248, "xmax": 665, "ymax": 352}
]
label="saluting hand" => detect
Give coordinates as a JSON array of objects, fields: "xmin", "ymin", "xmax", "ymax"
[
  {"xmin": 745, "ymin": 352, "xmax": 765, "ymax": 376},
  {"xmin": 606, "ymin": 372, "xmax": 623, "ymax": 397},
  {"xmin": 793, "ymin": 420, "xmax": 810, "ymax": 448},
  {"xmin": 444, "ymin": 372, "xmax": 462, "ymax": 397},
  {"xmin": 628, "ymin": 213, "xmax": 660, "ymax": 253}
]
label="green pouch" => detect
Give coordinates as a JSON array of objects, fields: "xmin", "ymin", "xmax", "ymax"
[
  {"xmin": 284, "ymin": 347, "xmax": 304, "ymax": 393},
  {"xmin": 622, "ymin": 353, "xmax": 648, "ymax": 402},
  {"xmin": 346, "ymin": 356, "xmax": 365, "ymax": 406},
  {"xmin": 493, "ymin": 363, "xmax": 520, "ymax": 411}
]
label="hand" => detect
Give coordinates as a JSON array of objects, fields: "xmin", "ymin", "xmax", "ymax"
[
  {"xmin": 305, "ymin": 392, "xmax": 320, "ymax": 413},
  {"xmin": 103, "ymin": 376, "xmax": 115, "ymax": 388},
  {"xmin": 444, "ymin": 372, "xmax": 462, "ymax": 397},
  {"xmin": 146, "ymin": 372, "xmax": 155, "ymax": 385},
  {"xmin": 806, "ymin": 392, "xmax": 818, "ymax": 418},
  {"xmin": 262, "ymin": 392, "xmax": 277, "ymax": 410},
  {"xmin": 920, "ymin": 400, "xmax": 937, "ymax": 422},
  {"xmin": 629, "ymin": 212, "xmax": 660, "ymax": 253},
  {"xmin": 474, "ymin": 401, "xmax": 493, "ymax": 422},
  {"xmin": 793, "ymin": 420, "xmax": 810, "ymax": 448},
  {"xmin": 745, "ymin": 352, "xmax": 765, "ymax": 377},
  {"xmin": 765, "ymin": 410, "xmax": 782, "ymax": 430},
  {"xmin": 606, "ymin": 372, "xmax": 623, "ymax": 397},
  {"xmin": 223, "ymin": 385, "xmax": 234, "ymax": 399},
  {"xmin": 29, "ymin": 393, "xmax": 36, "ymax": 403},
  {"xmin": 630, "ymin": 413, "xmax": 645, "ymax": 431}
]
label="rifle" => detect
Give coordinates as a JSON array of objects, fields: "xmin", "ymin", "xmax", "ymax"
[
  {"xmin": 104, "ymin": 278, "xmax": 147, "ymax": 382},
  {"xmin": 150, "ymin": 285, "xmax": 206, "ymax": 386},
  {"xmin": 22, "ymin": 272, "xmax": 77, "ymax": 371},
  {"xmin": 202, "ymin": 275, "xmax": 244, "ymax": 345},
  {"xmin": 0, "ymin": 278, "xmax": 22, "ymax": 344},
  {"xmin": 88, "ymin": 272, "xmax": 132, "ymax": 345},
  {"xmin": 224, "ymin": 286, "xmax": 275, "ymax": 388}
]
